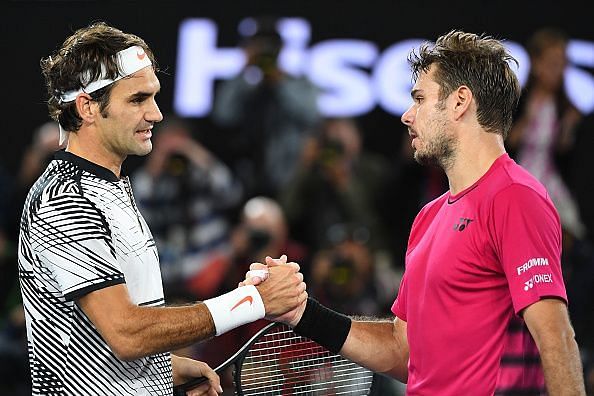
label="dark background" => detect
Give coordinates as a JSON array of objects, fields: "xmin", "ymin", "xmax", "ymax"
[{"xmin": 2, "ymin": 0, "xmax": 593, "ymax": 174}]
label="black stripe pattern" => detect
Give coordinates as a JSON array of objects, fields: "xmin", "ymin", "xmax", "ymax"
[{"xmin": 19, "ymin": 153, "xmax": 172, "ymax": 395}]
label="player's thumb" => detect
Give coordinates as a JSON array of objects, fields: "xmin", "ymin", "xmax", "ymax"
[{"xmin": 265, "ymin": 254, "xmax": 287, "ymax": 267}]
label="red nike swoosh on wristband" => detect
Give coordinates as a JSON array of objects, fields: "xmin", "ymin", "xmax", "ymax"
[{"xmin": 230, "ymin": 296, "xmax": 253, "ymax": 312}]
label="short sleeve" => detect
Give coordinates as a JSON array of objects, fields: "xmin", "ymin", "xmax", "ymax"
[
  {"xmin": 391, "ymin": 203, "xmax": 435, "ymax": 321},
  {"xmin": 31, "ymin": 192, "xmax": 125, "ymax": 300},
  {"xmin": 391, "ymin": 272, "xmax": 409, "ymax": 321},
  {"xmin": 491, "ymin": 184, "xmax": 567, "ymax": 313}
]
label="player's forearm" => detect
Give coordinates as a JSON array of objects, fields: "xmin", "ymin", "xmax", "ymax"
[
  {"xmin": 109, "ymin": 303, "xmax": 215, "ymax": 361},
  {"xmin": 540, "ymin": 333, "xmax": 586, "ymax": 395},
  {"xmin": 291, "ymin": 298, "xmax": 409, "ymax": 383},
  {"xmin": 341, "ymin": 320, "xmax": 408, "ymax": 382},
  {"xmin": 523, "ymin": 300, "xmax": 586, "ymax": 395}
]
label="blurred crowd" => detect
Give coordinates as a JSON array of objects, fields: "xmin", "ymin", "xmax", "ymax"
[{"xmin": 1, "ymin": 25, "xmax": 594, "ymax": 394}]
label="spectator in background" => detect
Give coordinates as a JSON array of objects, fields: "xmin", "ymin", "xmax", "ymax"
[
  {"xmin": 6, "ymin": 122, "xmax": 62, "ymax": 238},
  {"xmin": 567, "ymin": 112, "xmax": 594, "ymax": 394},
  {"xmin": 212, "ymin": 17, "xmax": 319, "ymax": 197},
  {"xmin": 280, "ymin": 118, "xmax": 390, "ymax": 255},
  {"xmin": 309, "ymin": 236, "xmax": 378, "ymax": 316},
  {"xmin": 131, "ymin": 117, "xmax": 242, "ymax": 293},
  {"xmin": 508, "ymin": 28, "xmax": 586, "ymax": 240},
  {"xmin": 571, "ymin": 112, "xmax": 594, "ymax": 244},
  {"xmin": 18, "ymin": 122, "xmax": 62, "ymax": 188}
]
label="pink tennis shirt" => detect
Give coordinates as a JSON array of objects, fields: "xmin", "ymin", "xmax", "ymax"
[{"xmin": 392, "ymin": 153, "xmax": 567, "ymax": 395}]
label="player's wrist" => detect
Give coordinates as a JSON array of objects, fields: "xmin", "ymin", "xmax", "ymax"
[
  {"xmin": 286, "ymin": 298, "xmax": 308, "ymax": 327},
  {"xmin": 203, "ymin": 285, "xmax": 265, "ymax": 336},
  {"xmin": 293, "ymin": 298, "xmax": 351, "ymax": 353}
]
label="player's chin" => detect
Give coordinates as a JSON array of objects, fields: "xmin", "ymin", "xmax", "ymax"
[{"xmin": 132, "ymin": 141, "xmax": 153, "ymax": 156}]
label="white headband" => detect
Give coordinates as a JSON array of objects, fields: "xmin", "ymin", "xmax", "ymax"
[
  {"xmin": 59, "ymin": 45, "xmax": 152, "ymax": 103},
  {"xmin": 58, "ymin": 45, "xmax": 152, "ymax": 144}
]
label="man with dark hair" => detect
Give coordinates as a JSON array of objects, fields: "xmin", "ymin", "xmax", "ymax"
[
  {"xmin": 249, "ymin": 30, "xmax": 586, "ymax": 395},
  {"xmin": 212, "ymin": 17, "xmax": 319, "ymax": 197},
  {"xmin": 19, "ymin": 22, "xmax": 307, "ymax": 395}
]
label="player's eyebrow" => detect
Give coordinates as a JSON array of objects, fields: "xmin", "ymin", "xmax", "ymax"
[{"xmin": 127, "ymin": 89, "xmax": 160, "ymax": 101}]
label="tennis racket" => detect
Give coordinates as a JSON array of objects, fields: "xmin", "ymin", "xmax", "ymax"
[{"xmin": 174, "ymin": 322, "xmax": 375, "ymax": 395}]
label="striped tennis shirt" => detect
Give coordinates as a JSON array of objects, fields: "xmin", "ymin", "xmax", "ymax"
[{"xmin": 18, "ymin": 150, "xmax": 172, "ymax": 395}]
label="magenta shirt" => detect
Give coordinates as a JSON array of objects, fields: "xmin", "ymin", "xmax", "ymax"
[{"xmin": 392, "ymin": 154, "xmax": 566, "ymax": 395}]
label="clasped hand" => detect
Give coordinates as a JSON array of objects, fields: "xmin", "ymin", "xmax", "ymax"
[{"xmin": 241, "ymin": 255, "xmax": 307, "ymax": 327}]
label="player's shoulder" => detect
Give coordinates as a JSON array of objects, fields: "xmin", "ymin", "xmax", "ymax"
[
  {"xmin": 25, "ymin": 155, "xmax": 103, "ymax": 214},
  {"xmin": 414, "ymin": 191, "xmax": 449, "ymax": 223},
  {"xmin": 489, "ymin": 161, "xmax": 558, "ymax": 223},
  {"xmin": 28, "ymin": 160, "xmax": 79, "ymax": 201},
  {"xmin": 494, "ymin": 156, "xmax": 549, "ymax": 202},
  {"xmin": 480, "ymin": 154, "xmax": 549, "ymax": 203}
]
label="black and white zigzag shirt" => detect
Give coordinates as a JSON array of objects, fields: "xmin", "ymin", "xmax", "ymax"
[{"xmin": 18, "ymin": 151, "xmax": 172, "ymax": 395}]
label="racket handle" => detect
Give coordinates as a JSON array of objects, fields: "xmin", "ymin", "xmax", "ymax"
[{"xmin": 173, "ymin": 376, "xmax": 208, "ymax": 396}]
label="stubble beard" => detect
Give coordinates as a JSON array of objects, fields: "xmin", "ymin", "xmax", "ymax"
[{"xmin": 413, "ymin": 117, "xmax": 457, "ymax": 171}]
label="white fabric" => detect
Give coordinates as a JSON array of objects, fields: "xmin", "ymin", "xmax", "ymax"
[{"xmin": 203, "ymin": 285, "xmax": 265, "ymax": 336}]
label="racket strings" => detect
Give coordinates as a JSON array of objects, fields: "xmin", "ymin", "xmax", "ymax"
[
  {"xmin": 236, "ymin": 325, "xmax": 373, "ymax": 395},
  {"xmin": 241, "ymin": 362, "xmax": 372, "ymax": 386}
]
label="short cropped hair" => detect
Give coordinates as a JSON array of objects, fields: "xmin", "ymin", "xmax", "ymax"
[
  {"xmin": 408, "ymin": 30, "xmax": 521, "ymax": 138},
  {"xmin": 40, "ymin": 22, "xmax": 158, "ymax": 132}
]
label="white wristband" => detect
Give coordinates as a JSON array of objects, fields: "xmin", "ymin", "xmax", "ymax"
[{"xmin": 203, "ymin": 285, "xmax": 265, "ymax": 336}]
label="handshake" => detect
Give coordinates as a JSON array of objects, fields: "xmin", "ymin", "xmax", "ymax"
[
  {"xmin": 203, "ymin": 254, "xmax": 308, "ymax": 337},
  {"xmin": 240, "ymin": 254, "xmax": 308, "ymax": 327},
  {"xmin": 204, "ymin": 253, "xmax": 350, "ymax": 355}
]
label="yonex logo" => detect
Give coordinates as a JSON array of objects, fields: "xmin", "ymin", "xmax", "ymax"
[
  {"xmin": 453, "ymin": 217, "xmax": 473, "ymax": 232},
  {"xmin": 523, "ymin": 273, "xmax": 553, "ymax": 291},
  {"xmin": 230, "ymin": 296, "xmax": 253, "ymax": 311},
  {"xmin": 136, "ymin": 49, "xmax": 146, "ymax": 60}
]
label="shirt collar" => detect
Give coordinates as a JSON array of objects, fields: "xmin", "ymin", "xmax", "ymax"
[{"xmin": 54, "ymin": 150, "xmax": 120, "ymax": 182}]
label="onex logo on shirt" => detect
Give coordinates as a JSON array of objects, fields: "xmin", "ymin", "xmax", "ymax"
[{"xmin": 524, "ymin": 273, "xmax": 553, "ymax": 291}]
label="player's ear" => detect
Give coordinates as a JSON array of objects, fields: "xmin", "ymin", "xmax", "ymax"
[
  {"xmin": 75, "ymin": 93, "xmax": 97, "ymax": 124},
  {"xmin": 452, "ymin": 85, "xmax": 473, "ymax": 120}
]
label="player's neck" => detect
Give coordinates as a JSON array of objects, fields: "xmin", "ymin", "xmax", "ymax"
[
  {"xmin": 65, "ymin": 129, "xmax": 124, "ymax": 179},
  {"xmin": 445, "ymin": 131, "xmax": 506, "ymax": 196}
]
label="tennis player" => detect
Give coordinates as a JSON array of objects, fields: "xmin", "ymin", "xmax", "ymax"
[
  {"xmin": 18, "ymin": 22, "xmax": 306, "ymax": 396},
  {"xmin": 248, "ymin": 30, "xmax": 586, "ymax": 395}
]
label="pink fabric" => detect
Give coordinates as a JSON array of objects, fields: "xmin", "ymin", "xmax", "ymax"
[
  {"xmin": 495, "ymin": 316, "xmax": 546, "ymax": 395},
  {"xmin": 392, "ymin": 154, "xmax": 566, "ymax": 395}
]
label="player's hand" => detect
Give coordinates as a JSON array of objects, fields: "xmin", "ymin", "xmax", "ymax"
[
  {"xmin": 240, "ymin": 255, "xmax": 301, "ymax": 286},
  {"xmin": 172, "ymin": 355, "xmax": 222, "ymax": 396},
  {"xmin": 251, "ymin": 258, "xmax": 306, "ymax": 320},
  {"xmin": 240, "ymin": 255, "xmax": 288, "ymax": 287},
  {"xmin": 242, "ymin": 256, "xmax": 308, "ymax": 327}
]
